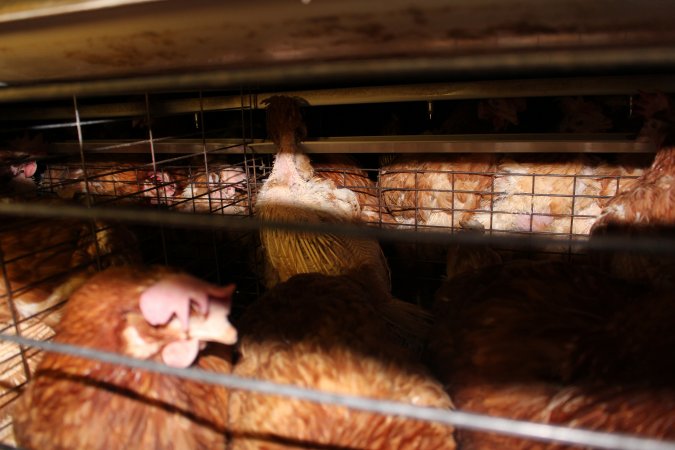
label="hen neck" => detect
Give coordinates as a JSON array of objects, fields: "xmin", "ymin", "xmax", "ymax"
[
  {"xmin": 651, "ymin": 146, "xmax": 675, "ymax": 175},
  {"xmin": 270, "ymin": 138, "xmax": 313, "ymax": 184}
]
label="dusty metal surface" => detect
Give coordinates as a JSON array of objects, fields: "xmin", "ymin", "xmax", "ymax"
[
  {"xmin": 0, "ymin": 0, "xmax": 674, "ymax": 93},
  {"xmin": 47, "ymin": 136, "xmax": 656, "ymax": 155},
  {"xmin": 3, "ymin": 75, "xmax": 675, "ymax": 120}
]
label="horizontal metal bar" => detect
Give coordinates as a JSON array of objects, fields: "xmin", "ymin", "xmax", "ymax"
[
  {"xmin": 47, "ymin": 136, "xmax": 655, "ymax": 155},
  {"xmin": 4, "ymin": 75, "xmax": 675, "ymax": 121},
  {"xmin": 0, "ymin": 201, "xmax": 673, "ymax": 254},
  {"xmin": 2, "ymin": 47, "xmax": 675, "ymax": 103},
  {"xmin": 3, "ymin": 0, "xmax": 675, "ymax": 90},
  {"xmin": 2, "ymin": 333, "xmax": 674, "ymax": 450},
  {"xmin": 302, "ymin": 136, "xmax": 655, "ymax": 154},
  {"xmin": 271, "ymin": 75, "xmax": 675, "ymax": 105},
  {"xmin": 48, "ymin": 139, "xmax": 256, "ymax": 155},
  {"xmin": 0, "ymin": 97, "xmax": 249, "ymax": 121}
]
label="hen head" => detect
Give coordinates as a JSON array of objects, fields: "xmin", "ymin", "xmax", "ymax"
[
  {"xmin": 142, "ymin": 170, "xmax": 178, "ymax": 204},
  {"xmin": 633, "ymin": 91, "xmax": 675, "ymax": 146},
  {"xmin": 122, "ymin": 274, "xmax": 238, "ymax": 368},
  {"xmin": 10, "ymin": 160, "xmax": 37, "ymax": 178},
  {"xmin": 558, "ymin": 97, "xmax": 612, "ymax": 133},
  {"xmin": 477, "ymin": 98, "xmax": 527, "ymax": 131}
]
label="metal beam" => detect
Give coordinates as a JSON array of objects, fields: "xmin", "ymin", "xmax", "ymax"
[
  {"xmin": 47, "ymin": 135, "xmax": 656, "ymax": 155},
  {"xmin": 0, "ymin": 50, "xmax": 674, "ymax": 105},
  {"xmin": 3, "ymin": 75, "xmax": 675, "ymax": 121}
]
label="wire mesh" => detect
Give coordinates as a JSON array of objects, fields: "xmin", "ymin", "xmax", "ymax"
[
  {"xmin": 0, "ymin": 88, "xmax": 672, "ymax": 449},
  {"xmin": 2, "ymin": 332, "xmax": 674, "ymax": 450}
]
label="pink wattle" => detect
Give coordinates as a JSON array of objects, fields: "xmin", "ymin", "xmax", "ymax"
[
  {"xmin": 161, "ymin": 339, "xmax": 200, "ymax": 368},
  {"xmin": 23, "ymin": 161, "xmax": 37, "ymax": 177}
]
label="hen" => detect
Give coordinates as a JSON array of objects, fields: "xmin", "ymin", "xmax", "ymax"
[
  {"xmin": 473, "ymin": 154, "xmax": 645, "ymax": 236},
  {"xmin": 478, "ymin": 98, "xmax": 528, "ymax": 132},
  {"xmin": 255, "ymin": 96, "xmax": 391, "ymax": 287},
  {"xmin": 437, "ymin": 98, "xmax": 527, "ymax": 134},
  {"xmin": 0, "ymin": 215, "xmax": 141, "ymax": 327},
  {"xmin": 557, "ymin": 97, "xmax": 613, "ymax": 133},
  {"xmin": 313, "ymin": 154, "xmax": 396, "ymax": 225},
  {"xmin": 156, "ymin": 164, "xmax": 249, "ymax": 214},
  {"xmin": 0, "ymin": 215, "xmax": 142, "ymax": 442},
  {"xmin": 591, "ymin": 92, "xmax": 675, "ymax": 286},
  {"xmin": 0, "ymin": 316, "xmax": 53, "ymax": 445},
  {"xmin": 444, "ymin": 227, "xmax": 502, "ymax": 280},
  {"xmin": 380, "ymin": 154, "xmax": 496, "ymax": 230},
  {"xmin": 379, "ymin": 154, "xmax": 497, "ymax": 302},
  {"xmin": 43, "ymin": 162, "xmax": 159, "ymax": 205},
  {"xmin": 0, "ymin": 153, "xmax": 37, "ymax": 195},
  {"xmin": 255, "ymin": 95, "xmax": 430, "ymax": 345},
  {"xmin": 230, "ymin": 271, "xmax": 455, "ymax": 450},
  {"xmin": 428, "ymin": 260, "xmax": 675, "ymax": 449},
  {"xmin": 0, "ymin": 134, "xmax": 46, "ymax": 196},
  {"xmin": 12, "ymin": 266, "xmax": 237, "ymax": 450}
]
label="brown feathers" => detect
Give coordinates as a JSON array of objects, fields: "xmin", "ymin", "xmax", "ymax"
[
  {"xmin": 43, "ymin": 163, "xmax": 156, "ymax": 204},
  {"xmin": 230, "ymin": 273, "xmax": 455, "ymax": 450},
  {"xmin": 257, "ymin": 96, "xmax": 391, "ymax": 290},
  {"xmin": 313, "ymin": 154, "xmax": 397, "ymax": 225},
  {"xmin": 428, "ymin": 261, "xmax": 675, "ymax": 449},
  {"xmin": 0, "ymin": 217, "xmax": 141, "ymax": 328},
  {"xmin": 12, "ymin": 267, "xmax": 232, "ymax": 450},
  {"xmin": 591, "ymin": 146, "xmax": 675, "ymax": 286},
  {"xmin": 380, "ymin": 154, "xmax": 496, "ymax": 229},
  {"xmin": 263, "ymin": 95, "xmax": 308, "ymax": 148}
]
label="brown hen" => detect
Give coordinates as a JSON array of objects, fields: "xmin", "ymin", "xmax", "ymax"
[
  {"xmin": 255, "ymin": 96, "xmax": 429, "ymax": 344},
  {"xmin": 557, "ymin": 97, "xmax": 613, "ymax": 133},
  {"xmin": 256, "ymin": 96, "xmax": 390, "ymax": 290},
  {"xmin": 473, "ymin": 154, "xmax": 646, "ymax": 236},
  {"xmin": 0, "ymin": 217, "xmax": 142, "ymax": 444},
  {"xmin": 380, "ymin": 154, "xmax": 496, "ymax": 230},
  {"xmin": 0, "ymin": 216, "xmax": 141, "ymax": 327},
  {"xmin": 0, "ymin": 134, "xmax": 46, "ymax": 196},
  {"xmin": 12, "ymin": 266, "xmax": 236, "ymax": 450},
  {"xmin": 43, "ymin": 162, "xmax": 158, "ymax": 204},
  {"xmin": 591, "ymin": 92, "xmax": 675, "ymax": 286},
  {"xmin": 230, "ymin": 271, "xmax": 456, "ymax": 450},
  {"xmin": 428, "ymin": 260, "xmax": 675, "ymax": 449},
  {"xmin": 313, "ymin": 154, "xmax": 396, "ymax": 225},
  {"xmin": 157, "ymin": 164, "xmax": 249, "ymax": 214}
]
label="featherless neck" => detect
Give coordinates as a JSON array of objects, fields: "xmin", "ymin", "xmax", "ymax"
[
  {"xmin": 270, "ymin": 148, "xmax": 313, "ymax": 184},
  {"xmin": 278, "ymin": 134, "xmax": 298, "ymax": 152}
]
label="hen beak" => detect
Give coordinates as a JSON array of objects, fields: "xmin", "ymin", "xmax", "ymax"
[
  {"xmin": 159, "ymin": 293, "xmax": 237, "ymax": 368},
  {"xmin": 188, "ymin": 296, "xmax": 238, "ymax": 345}
]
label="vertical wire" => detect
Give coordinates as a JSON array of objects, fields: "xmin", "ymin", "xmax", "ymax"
[
  {"xmin": 569, "ymin": 173, "xmax": 579, "ymax": 261},
  {"xmin": 489, "ymin": 168, "xmax": 495, "ymax": 235},
  {"xmin": 241, "ymin": 88, "xmax": 255, "ymax": 218},
  {"xmin": 0, "ymin": 244, "xmax": 31, "ymax": 382},
  {"xmin": 199, "ymin": 91, "xmax": 213, "ymax": 214},
  {"xmin": 145, "ymin": 93, "xmax": 169, "ymax": 266},
  {"xmin": 187, "ymin": 165, "xmax": 195, "ymax": 212},
  {"xmin": 413, "ymin": 171, "xmax": 419, "ymax": 232},
  {"xmin": 377, "ymin": 166, "xmax": 384, "ymax": 227},
  {"xmin": 450, "ymin": 172, "xmax": 456, "ymax": 234},
  {"xmin": 529, "ymin": 173, "xmax": 536, "ymax": 232},
  {"xmin": 413, "ymin": 170, "xmax": 421, "ymax": 304},
  {"xmin": 241, "ymin": 89, "xmax": 262, "ymax": 298},
  {"xmin": 73, "ymin": 96, "xmax": 91, "ymax": 209},
  {"xmin": 73, "ymin": 96, "xmax": 103, "ymax": 272},
  {"xmin": 199, "ymin": 91, "xmax": 222, "ymax": 284}
]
